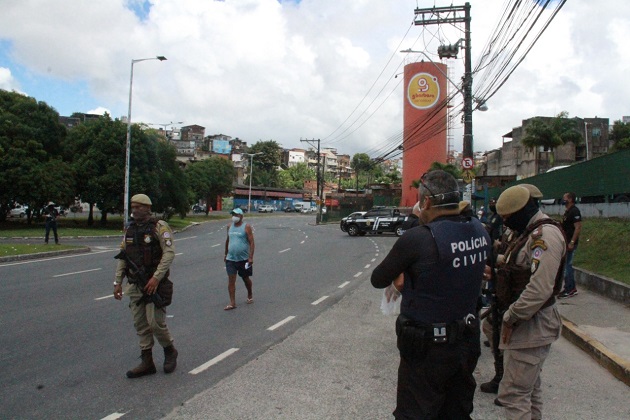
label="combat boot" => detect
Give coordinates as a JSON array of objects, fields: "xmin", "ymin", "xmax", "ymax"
[
  {"xmin": 163, "ymin": 344, "xmax": 178, "ymax": 374},
  {"xmin": 126, "ymin": 349, "xmax": 157, "ymax": 378},
  {"xmin": 480, "ymin": 375, "xmax": 501, "ymax": 393}
]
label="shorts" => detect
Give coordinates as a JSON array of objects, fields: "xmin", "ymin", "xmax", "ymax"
[{"xmin": 226, "ymin": 260, "xmax": 253, "ymax": 278}]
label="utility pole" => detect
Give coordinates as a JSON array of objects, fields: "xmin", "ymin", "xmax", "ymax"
[
  {"xmin": 414, "ymin": 2, "xmax": 473, "ymax": 160},
  {"xmin": 300, "ymin": 138, "xmax": 321, "ymax": 224}
]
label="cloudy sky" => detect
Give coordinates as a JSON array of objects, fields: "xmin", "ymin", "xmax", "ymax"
[{"xmin": 1, "ymin": 0, "xmax": 628, "ymax": 158}]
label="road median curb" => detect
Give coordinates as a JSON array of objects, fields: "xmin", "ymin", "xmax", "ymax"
[{"xmin": 561, "ymin": 317, "xmax": 630, "ymax": 387}]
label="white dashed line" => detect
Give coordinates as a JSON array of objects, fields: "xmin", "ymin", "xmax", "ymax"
[
  {"xmin": 371, "ymin": 258, "xmax": 376, "ymax": 262},
  {"xmin": 267, "ymin": 316, "xmax": 296, "ymax": 331},
  {"xmin": 354, "ymin": 272, "xmax": 363, "ymax": 278},
  {"xmin": 311, "ymin": 296, "xmax": 329, "ymax": 305},
  {"xmin": 279, "ymin": 248, "xmax": 291, "ymax": 253},
  {"xmin": 53, "ymin": 268, "xmax": 102, "ymax": 278},
  {"xmin": 364, "ymin": 264, "xmax": 371, "ymax": 269},
  {"xmin": 100, "ymin": 412, "xmax": 127, "ymax": 420},
  {"xmin": 175, "ymin": 236, "xmax": 197, "ymax": 241},
  {"xmin": 300, "ymin": 240, "xmax": 305, "ymax": 244},
  {"xmin": 211, "ymin": 244, "xmax": 221, "ymax": 247},
  {"xmin": 94, "ymin": 295, "xmax": 114, "ymax": 301},
  {"xmin": 338, "ymin": 281, "xmax": 350, "ymax": 288},
  {"xmin": 175, "ymin": 253, "xmax": 183, "ymax": 256},
  {"xmin": 189, "ymin": 348, "xmax": 240, "ymax": 375}
]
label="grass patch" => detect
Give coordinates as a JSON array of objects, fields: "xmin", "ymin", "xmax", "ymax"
[{"xmin": 573, "ymin": 218, "xmax": 630, "ymax": 285}]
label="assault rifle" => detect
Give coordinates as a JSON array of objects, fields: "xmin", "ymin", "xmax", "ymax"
[{"xmin": 114, "ymin": 249, "xmax": 165, "ymax": 308}]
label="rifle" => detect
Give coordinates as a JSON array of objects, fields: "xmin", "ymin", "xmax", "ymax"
[{"xmin": 114, "ymin": 249, "xmax": 165, "ymax": 308}]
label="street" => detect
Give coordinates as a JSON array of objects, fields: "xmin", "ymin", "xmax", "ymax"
[{"xmin": 1, "ymin": 215, "xmax": 628, "ymax": 419}]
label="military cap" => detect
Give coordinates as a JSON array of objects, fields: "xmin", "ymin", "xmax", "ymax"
[
  {"xmin": 519, "ymin": 183, "xmax": 543, "ymax": 199},
  {"xmin": 496, "ymin": 185, "xmax": 529, "ymax": 217},
  {"xmin": 458, "ymin": 201, "xmax": 471, "ymax": 213},
  {"xmin": 130, "ymin": 194, "xmax": 152, "ymax": 206}
]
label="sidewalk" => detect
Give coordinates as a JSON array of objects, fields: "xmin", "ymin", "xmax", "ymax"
[{"xmin": 164, "ymin": 273, "xmax": 630, "ymax": 419}]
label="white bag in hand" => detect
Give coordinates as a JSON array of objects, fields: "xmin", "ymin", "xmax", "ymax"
[{"xmin": 380, "ymin": 284, "xmax": 401, "ymax": 316}]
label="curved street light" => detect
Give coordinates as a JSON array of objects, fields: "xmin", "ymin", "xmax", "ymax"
[{"xmin": 124, "ymin": 56, "xmax": 167, "ymax": 226}]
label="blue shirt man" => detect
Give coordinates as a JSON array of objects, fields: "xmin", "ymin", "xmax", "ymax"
[{"xmin": 223, "ymin": 208, "xmax": 255, "ymax": 310}]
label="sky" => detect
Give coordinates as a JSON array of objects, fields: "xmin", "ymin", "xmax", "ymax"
[{"xmin": 1, "ymin": 0, "xmax": 628, "ymax": 159}]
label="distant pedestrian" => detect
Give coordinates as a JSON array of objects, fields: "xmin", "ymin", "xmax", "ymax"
[
  {"xmin": 494, "ymin": 185, "xmax": 566, "ymax": 418},
  {"xmin": 559, "ymin": 192, "xmax": 582, "ymax": 298},
  {"xmin": 371, "ymin": 170, "xmax": 491, "ymax": 419},
  {"xmin": 113, "ymin": 194, "xmax": 178, "ymax": 378},
  {"xmin": 43, "ymin": 203, "xmax": 60, "ymax": 244},
  {"xmin": 224, "ymin": 208, "xmax": 255, "ymax": 310}
]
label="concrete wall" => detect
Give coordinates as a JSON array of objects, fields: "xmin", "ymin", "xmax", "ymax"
[{"xmin": 540, "ymin": 202, "xmax": 630, "ymax": 218}]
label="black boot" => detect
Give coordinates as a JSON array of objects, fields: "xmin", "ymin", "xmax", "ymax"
[
  {"xmin": 480, "ymin": 351, "xmax": 504, "ymax": 394},
  {"xmin": 126, "ymin": 349, "xmax": 157, "ymax": 378},
  {"xmin": 163, "ymin": 344, "xmax": 178, "ymax": 374}
]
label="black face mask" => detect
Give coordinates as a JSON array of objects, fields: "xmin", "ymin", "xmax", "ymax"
[
  {"xmin": 489, "ymin": 205, "xmax": 497, "ymax": 213},
  {"xmin": 504, "ymin": 200, "xmax": 538, "ymax": 233}
]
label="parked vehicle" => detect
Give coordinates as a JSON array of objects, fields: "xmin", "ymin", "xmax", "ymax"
[
  {"xmin": 283, "ymin": 206, "xmax": 296, "ymax": 212},
  {"xmin": 340, "ymin": 211, "xmax": 366, "ymax": 232},
  {"xmin": 293, "ymin": 202, "xmax": 313, "ymax": 213},
  {"xmin": 192, "ymin": 204, "xmax": 207, "ymax": 213},
  {"xmin": 341, "ymin": 207, "xmax": 407, "ymax": 237},
  {"xmin": 8, "ymin": 205, "xmax": 28, "ymax": 218},
  {"xmin": 258, "ymin": 205, "xmax": 275, "ymax": 213}
]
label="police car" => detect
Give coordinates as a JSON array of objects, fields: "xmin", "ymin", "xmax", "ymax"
[{"xmin": 341, "ymin": 207, "xmax": 407, "ymax": 237}]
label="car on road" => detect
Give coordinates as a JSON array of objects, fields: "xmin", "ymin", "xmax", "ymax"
[
  {"xmin": 8, "ymin": 205, "xmax": 28, "ymax": 218},
  {"xmin": 258, "ymin": 204, "xmax": 275, "ymax": 213},
  {"xmin": 341, "ymin": 207, "xmax": 407, "ymax": 237},
  {"xmin": 192, "ymin": 204, "xmax": 207, "ymax": 213},
  {"xmin": 283, "ymin": 206, "xmax": 296, "ymax": 212},
  {"xmin": 340, "ymin": 211, "xmax": 366, "ymax": 232}
]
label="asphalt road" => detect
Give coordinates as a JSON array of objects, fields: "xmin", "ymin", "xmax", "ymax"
[{"xmin": 0, "ymin": 215, "xmax": 387, "ymax": 419}]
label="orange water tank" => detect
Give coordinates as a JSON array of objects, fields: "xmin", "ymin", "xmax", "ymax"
[{"xmin": 401, "ymin": 61, "xmax": 448, "ymax": 207}]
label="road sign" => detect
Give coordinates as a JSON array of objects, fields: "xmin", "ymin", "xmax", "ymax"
[
  {"xmin": 462, "ymin": 157, "xmax": 474, "ymax": 169},
  {"xmin": 462, "ymin": 169, "xmax": 475, "ymax": 184}
]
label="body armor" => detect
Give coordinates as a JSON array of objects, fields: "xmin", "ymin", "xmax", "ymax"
[{"xmin": 124, "ymin": 218, "xmax": 167, "ymax": 282}]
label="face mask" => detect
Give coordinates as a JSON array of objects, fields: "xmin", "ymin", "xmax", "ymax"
[
  {"xmin": 504, "ymin": 200, "xmax": 538, "ymax": 233},
  {"xmin": 489, "ymin": 205, "xmax": 496, "ymax": 213},
  {"xmin": 560, "ymin": 200, "xmax": 567, "ymax": 205},
  {"xmin": 131, "ymin": 207, "xmax": 150, "ymax": 222},
  {"xmin": 232, "ymin": 216, "xmax": 241, "ymax": 223}
]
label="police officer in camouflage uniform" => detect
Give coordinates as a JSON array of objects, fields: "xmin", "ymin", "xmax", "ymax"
[
  {"xmin": 494, "ymin": 185, "xmax": 566, "ymax": 419},
  {"xmin": 114, "ymin": 194, "xmax": 178, "ymax": 378}
]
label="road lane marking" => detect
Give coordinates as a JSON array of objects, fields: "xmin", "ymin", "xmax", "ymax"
[
  {"xmin": 371, "ymin": 258, "xmax": 376, "ymax": 262},
  {"xmin": 0, "ymin": 249, "xmax": 115, "ymax": 267},
  {"xmin": 95, "ymin": 295, "xmax": 114, "ymax": 301},
  {"xmin": 267, "ymin": 316, "xmax": 296, "ymax": 331},
  {"xmin": 175, "ymin": 252, "xmax": 183, "ymax": 256},
  {"xmin": 101, "ymin": 412, "xmax": 127, "ymax": 420},
  {"xmin": 53, "ymin": 268, "xmax": 102, "ymax": 278},
  {"xmin": 311, "ymin": 296, "xmax": 329, "ymax": 305},
  {"xmin": 279, "ymin": 248, "xmax": 291, "ymax": 253},
  {"xmin": 211, "ymin": 244, "xmax": 221, "ymax": 247},
  {"xmin": 189, "ymin": 348, "xmax": 240, "ymax": 375},
  {"xmin": 300, "ymin": 240, "xmax": 305, "ymax": 244},
  {"xmin": 364, "ymin": 264, "xmax": 371, "ymax": 269},
  {"xmin": 338, "ymin": 281, "xmax": 350, "ymax": 288},
  {"xmin": 174, "ymin": 236, "xmax": 197, "ymax": 241},
  {"xmin": 354, "ymin": 272, "xmax": 362, "ymax": 278},
  {"xmin": 375, "ymin": 254, "xmax": 379, "ymax": 257}
]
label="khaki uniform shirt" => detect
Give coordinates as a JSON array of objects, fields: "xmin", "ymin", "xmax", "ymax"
[
  {"xmin": 114, "ymin": 219, "xmax": 176, "ymax": 284},
  {"xmin": 500, "ymin": 211, "xmax": 566, "ymax": 350}
]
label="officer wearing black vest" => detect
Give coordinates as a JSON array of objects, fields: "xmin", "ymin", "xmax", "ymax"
[
  {"xmin": 114, "ymin": 194, "xmax": 178, "ymax": 378},
  {"xmin": 372, "ymin": 170, "xmax": 491, "ymax": 419}
]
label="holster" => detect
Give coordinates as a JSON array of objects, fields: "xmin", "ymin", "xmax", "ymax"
[{"xmin": 396, "ymin": 314, "xmax": 428, "ymax": 361}]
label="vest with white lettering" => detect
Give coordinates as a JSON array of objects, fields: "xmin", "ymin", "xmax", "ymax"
[{"xmin": 401, "ymin": 216, "xmax": 491, "ymax": 324}]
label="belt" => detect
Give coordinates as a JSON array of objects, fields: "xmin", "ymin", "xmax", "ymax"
[{"xmin": 397, "ymin": 314, "xmax": 478, "ymax": 344}]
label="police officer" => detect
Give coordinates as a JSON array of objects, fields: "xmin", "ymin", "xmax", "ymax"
[
  {"xmin": 494, "ymin": 185, "xmax": 566, "ymax": 419},
  {"xmin": 114, "ymin": 194, "xmax": 178, "ymax": 378},
  {"xmin": 371, "ymin": 170, "xmax": 491, "ymax": 419}
]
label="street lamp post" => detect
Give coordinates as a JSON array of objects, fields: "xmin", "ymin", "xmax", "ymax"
[
  {"xmin": 243, "ymin": 152, "xmax": 262, "ymax": 213},
  {"xmin": 124, "ymin": 56, "xmax": 167, "ymax": 226}
]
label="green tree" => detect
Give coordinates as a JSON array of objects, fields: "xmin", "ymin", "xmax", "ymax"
[
  {"xmin": 0, "ymin": 90, "xmax": 75, "ymax": 223},
  {"xmin": 186, "ymin": 157, "xmax": 235, "ymax": 213},
  {"xmin": 64, "ymin": 114, "xmax": 163, "ymax": 226},
  {"xmin": 151, "ymin": 133, "xmax": 190, "ymax": 219},
  {"xmin": 521, "ymin": 111, "xmax": 582, "ymax": 166},
  {"xmin": 247, "ymin": 140, "xmax": 282, "ymax": 187},
  {"xmin": 351, "ymin": 153, "xmax": 373, "ymax": 190},
  {"xmin": 278, "ymin": 162, "xmax": 315, "ymax": 189},
  {"xmin": 610, "ymin": 120, "xmax": 630, "ymax": 151}
]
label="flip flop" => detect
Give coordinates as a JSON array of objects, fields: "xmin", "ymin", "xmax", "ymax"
[
  {"xmin": 247, "ymin": 298, "xmax": 254, "ymax": 304},
  {"xmin": 224, "ymin": 305, "xmax": 236, "ymax": 311}
]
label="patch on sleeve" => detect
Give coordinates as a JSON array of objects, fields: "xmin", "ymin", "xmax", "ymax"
[
  {"xmin": 165, "ymin": 239, "xmax": 173, "ymax": 247},
  {"xmin": 530, "ymin": 227, "xmax": 543, "ymax": 240},
  {"xmin": 162, "ymin": 231, "xmax": 171, "ymax": 239},
  {"xmin": 531, "ymin": 258, "xmax": 540, "ymax": 274},
  {"xmin": 532, "ymin": 247, "xmax": 544, "ymax": 259},
  {"xmin": 530, "ymin": 239, "xmax": 547, "ymax": 250}
]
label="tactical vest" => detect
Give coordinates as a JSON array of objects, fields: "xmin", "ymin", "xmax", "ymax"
[
  {"xmin": 124, "ymin": 218, "xmax": 166, "ymax": 281},
  {"xmin": 495, "ymin": 218, "xmax": 565, "ymax": 311},
  {"xmin": 402, "ymin": 217, "xmax": 491, "ymax": 324}
]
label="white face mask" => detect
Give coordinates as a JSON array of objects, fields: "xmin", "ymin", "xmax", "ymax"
[{"xmin": 232, "ymin": 216, "xmax": 241, "ymax": 223}]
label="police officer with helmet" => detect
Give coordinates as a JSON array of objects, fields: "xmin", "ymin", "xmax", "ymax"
[
  {"xmin": 113, "ymin": 194, "xmax": 178, "ymax": 378},
  {"xmin": 371, "ymin": 170, "xmax": 491, "ymax": 419},
  {"xmin": 494, "ymin": 185, "xmax": 566, "ymax": 418}
]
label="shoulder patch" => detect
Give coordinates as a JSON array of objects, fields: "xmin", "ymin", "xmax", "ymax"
[
  {"xmin": 531, "ymin": 258, "xmax": 540, "ymax": 274},
  {"xmin": 530, "ymin": 239, "xmax": 547, "ymax": 250},
  {"xmin": 530, "ymin": 227, "xmax": 543, "ymax": 240}
]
